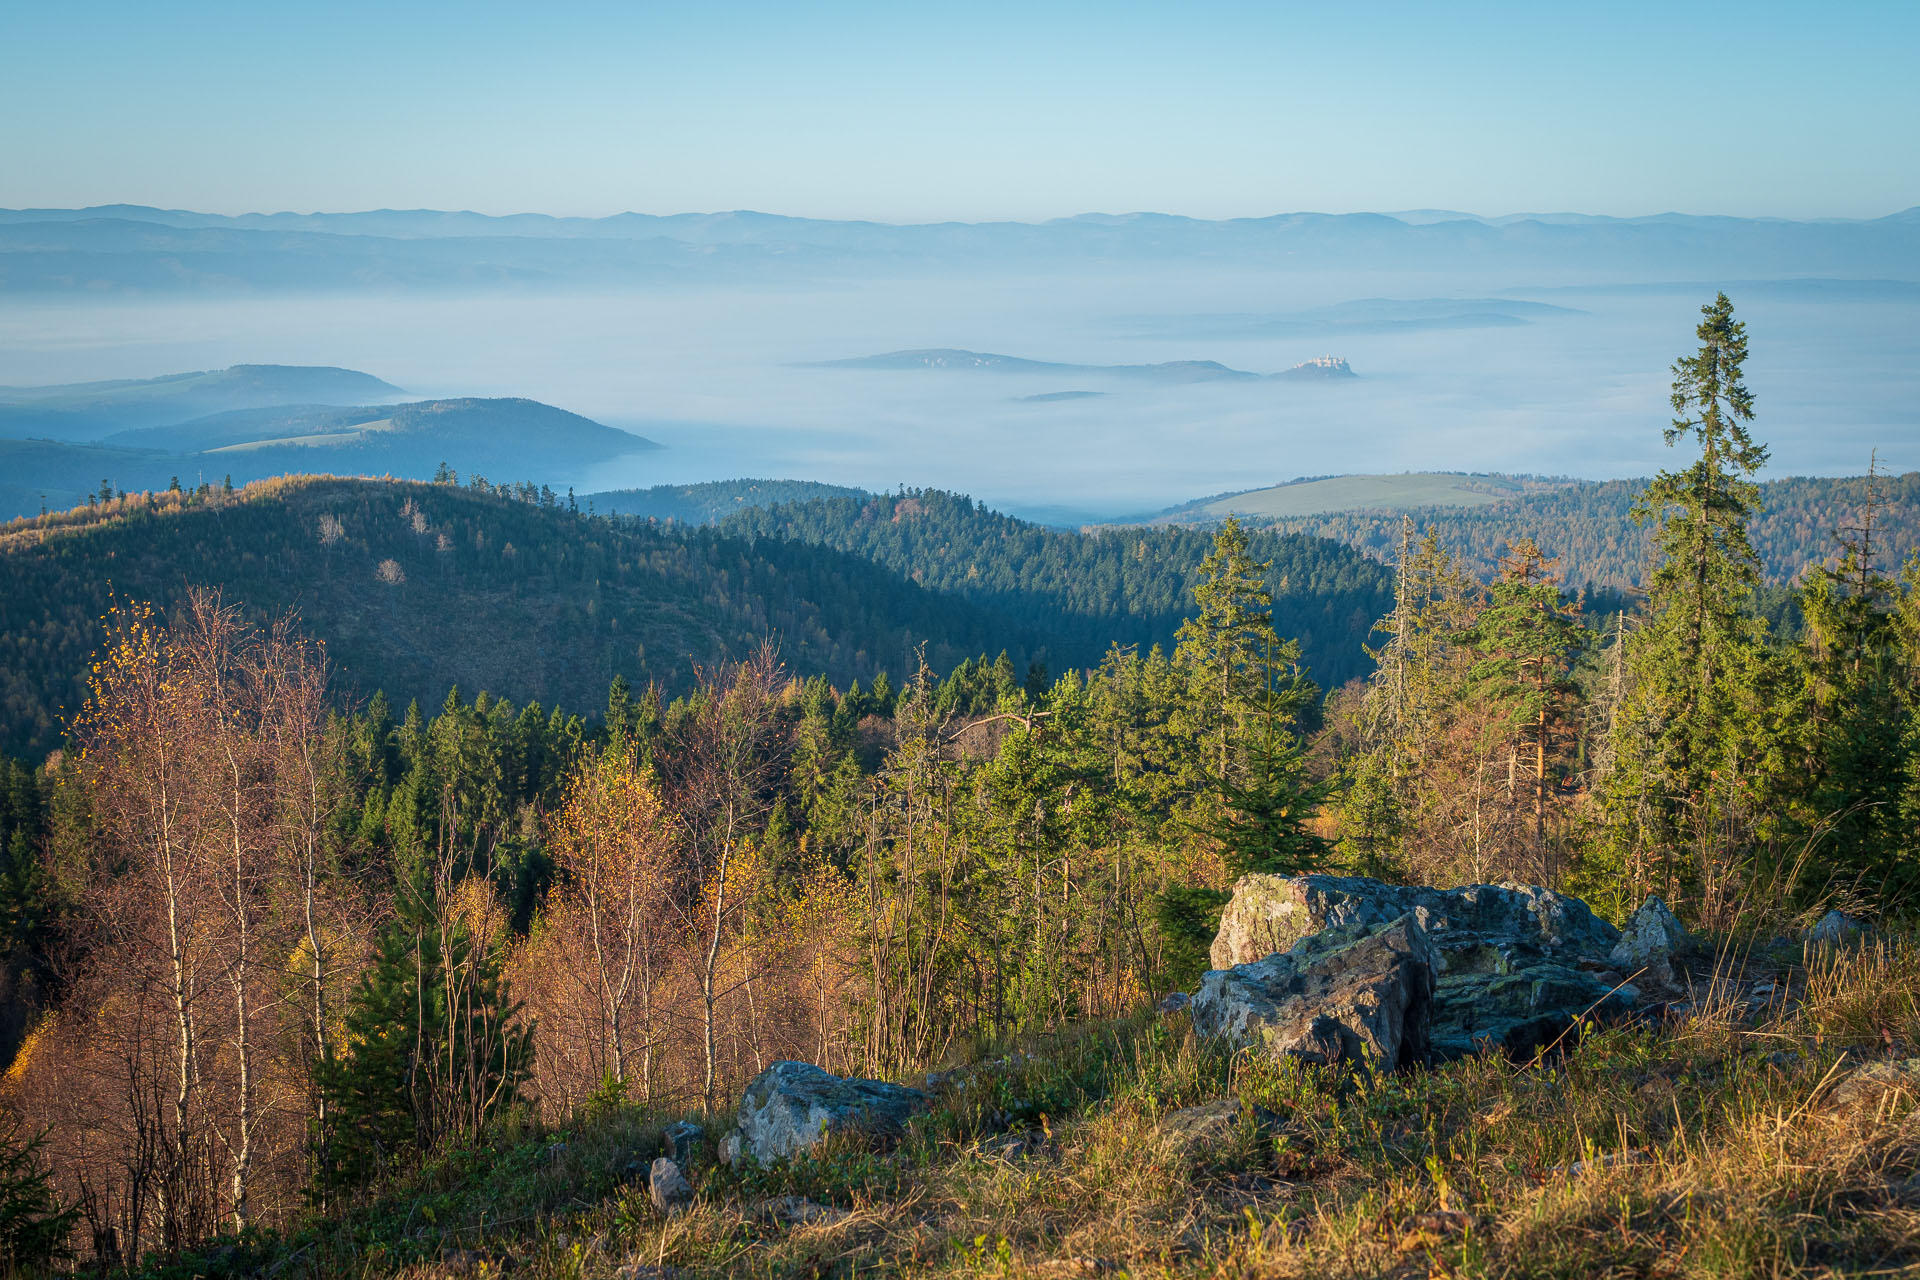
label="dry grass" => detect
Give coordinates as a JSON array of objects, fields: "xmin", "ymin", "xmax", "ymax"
[{"xmin": 152, "ymin": 938, "xmax": 1920, "ymax": 1280}]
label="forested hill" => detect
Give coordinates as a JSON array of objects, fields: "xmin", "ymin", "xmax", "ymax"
[
  {"xmin": 1210, "ymin": 472, "xmax": 1920, "ymax": 590},
  {"xmin": 0, "ymin": 477, "xmax": 1049, "ymax": 757},
  {"xmin": 585, "ymin": 478, "xmax": 866, "ymax": 525},
  {"xmin": 719, "ymin": 489, "xmax": 1395, "ymax": 690}
]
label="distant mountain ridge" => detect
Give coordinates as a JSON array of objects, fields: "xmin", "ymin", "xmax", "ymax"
[
  {"xmin": 717, "ymin": 488, "xmax": 1394, "ymax": 691},
  {"xmin": 5, "ymin": 207, "xmax": 1918, "ymax": 292},
  {"xmin": 0, "ymin": 476, "xmax": 1046, "ymax": 757},
  {"xmin": 5, "ymin": 204, "xmax": 1916, "ymax": 238}
]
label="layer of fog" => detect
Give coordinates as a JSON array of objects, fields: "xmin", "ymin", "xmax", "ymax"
[{"xmin": 2, "ymin": 266, "xmax": 1914, "ymax": 523}]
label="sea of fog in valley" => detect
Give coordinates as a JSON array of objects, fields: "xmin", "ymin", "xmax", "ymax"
[{"xmin": 3, "ymin": 265, "xmax": 1915, "ymax": 524}]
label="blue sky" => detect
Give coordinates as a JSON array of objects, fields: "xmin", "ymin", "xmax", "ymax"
[{"xmin": 5, "ymin": 0, "xmax": 1916, "ymax": 221}]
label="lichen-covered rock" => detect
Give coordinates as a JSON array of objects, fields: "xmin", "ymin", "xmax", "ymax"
[
  {"xmin": 1609, "ymin": 895, "xmax": 1694, "ymax": 987},
  {"xmin": 1209, "ymin": 874, "xmax": 1621, "ymax": 971},
  {"xmin": 1428, "ymin": 959, "xmax": 1633, "ymax": 1060},
  {"xmin": 1191, "ymin": 913, "xmax": 1435, "ymax": 1070},
  {"xmin": 1207, "ymin": 873, "xmax": 1636, "ymax": 1065},
  {"xmin": 753, "ymin": 1195, "xmax": 850, "ymax": 1227},
  {"xmin": 1827, "ymin": 1059, "xmax": 1920, "ymax": 1112},
  {"xmin": 717, "ymin": 1130, "xmax": 743, "ymax": 1168},
  {"xmin": 1157, "ymin": 1097, "xmax": 1289, "ymax": 1158},
  {"xmin": 735, "ymin": 1060, "xmax": 931, "ymax": 1163}
]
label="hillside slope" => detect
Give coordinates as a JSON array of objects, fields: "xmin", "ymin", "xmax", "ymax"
[
  {"xmin": 0, "ymin": 477, "xmax": 1037, "ymax": 756},
  {"xmin": 586, "ymin": 478, "xmax": 868, "ymax": 525},
  {"xmin": 1153, "ymin": 473, "xmax": 1556, "ymax": 522},
  {"xmin": 721, "ymin": 489, "xmax": 1394, "ymax": 690},
  {"xmin": 1152, "ymin": 472, "xmax": 1920, "ymax": 589}
]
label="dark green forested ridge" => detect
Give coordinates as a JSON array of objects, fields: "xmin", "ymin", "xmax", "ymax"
[
  {"xmin": 720, "ymin": 488, "xmax": 1394, "ymax": 692},
  {"xmin": 1183, "ymin": 471, "xmax": 1920, "ymax": 591},
  {"xmin": 584, "ymin": 478, "xmax": 867, "ymax": 525},
  {"xmin": 0, "ymin": 475, "xmax": 1057, "ymax": 758}
]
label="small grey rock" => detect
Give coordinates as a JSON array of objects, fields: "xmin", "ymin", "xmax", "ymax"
[
  {"xmin": 661, "ymin": 1119, "xmax": 704, "ymax": 1166},
  {"xmin": 1157, "ymin": 991, "xmax": 1192, "ymax": 1015},
  {"xmin": 1807, "ymin": 909, "xmax": 1866, "ymax": 947},
  {"xmin": 1158, "ymin": 1097, "xmax": 1289, "ymax": 1151},
  {"xmin": 1828, "ymin": 1059, "xmax": 1920, "ymax": 1111},
  {"xmin": 754, "ymin": 1194, "xmax": 849, "ymax": 1226},
  {"xmin": 1610, "ymin": 895, "xmax": 1692, "ymax": 987},
  {"xmin": 717, "ymin": 1129, "xmax": 744, "ymax": 1168},
  {"xmin": 648, "ymin": 1156, "xmax": 693, "ymax": 1215}
]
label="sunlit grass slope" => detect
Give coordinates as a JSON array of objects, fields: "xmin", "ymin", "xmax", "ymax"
[
  {"xmin": 1161, "ymin": 473, "xmax": 1544, "ymax": 522},
  {"xmin": 155, "ymin": 936, "xmax": 1920, "ymax": 1279}
]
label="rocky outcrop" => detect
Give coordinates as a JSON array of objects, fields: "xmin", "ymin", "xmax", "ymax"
[
  {"xmin": 734, "ymin": 1061, "xmax": 931, "ymax": 1163},
  {"xmin": 1210, "ymin": 874, "xmax": 1620, "ymax": 971},
  {"xmin": 1202, "ymin": 874, "xmax": 1639, "ymax": 1065},
  {"xmin": 1428, "ymin": 954, "xmax": 1632, "ymax": 1060},
  {"xmin": 1191, "ymin": 913, "xmax": 1435, "ymax": 1070},
  {"xmin": 1828, "ymin": 1059, "xmax": 1920, "ymax": 1111}
]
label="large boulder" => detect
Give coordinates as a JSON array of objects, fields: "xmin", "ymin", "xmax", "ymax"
[
  {"xmin": 1191, "ymin": 913, "xmax": 1435, "ymax": 1071},
  {"xmin": 1206, "ymin": 874, "xmax": 1636, "ymax": 1064},
  {"xmin": 735, "ymin": 1061, "xmax": 931, "ymax": 1163},
  {"xmin": 1210, "ymin": 874, "xmax": 1621, "ymax": 971}
]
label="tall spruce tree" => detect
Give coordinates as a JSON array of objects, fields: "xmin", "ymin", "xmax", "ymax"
[
  {"xmin": 1157, "ymin": 520, "xmax": 1325, "ymax": 983},
  {"xmin": 1599, "ymin": 294, "xmax": 1799, "ymax": 922},
  {"xmin": 1176, "ymin": 518, "xmax": 1317, "ymax": 779}
]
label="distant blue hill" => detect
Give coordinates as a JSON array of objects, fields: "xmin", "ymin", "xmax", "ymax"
[
  {"xmin": 0, "ymin": 395, "xmax": 657, "ymax": 519},
  {"xmin": 0, "ymin": 364, "xmax": 404, "ymax": 441}
]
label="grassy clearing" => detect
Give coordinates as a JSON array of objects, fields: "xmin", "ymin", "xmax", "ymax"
[
  {"xmin": 152, "ymin": 945, "xmax": 1920, "ymax": 1280},
  {"xmin": 1175, "ymin": 475, "xmax": 1535, "ymax": 522}
]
